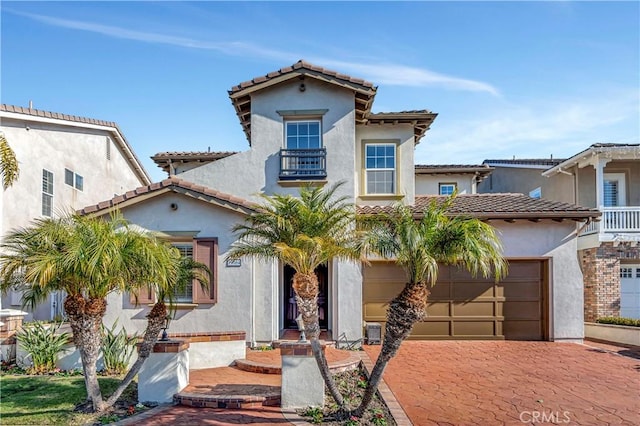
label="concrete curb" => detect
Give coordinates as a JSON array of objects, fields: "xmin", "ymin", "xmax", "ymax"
[{"xmin": 357, "ymin": 351, "xmax": 413, "ymax": 425}]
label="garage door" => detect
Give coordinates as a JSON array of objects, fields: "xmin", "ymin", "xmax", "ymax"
[
  {"xmin": 363, "ymin": 259, "xmax": 547, "ymax": 340},
  {"xmin": 620, "ymin": 265, "xmax": 640, "ymax": 319}
]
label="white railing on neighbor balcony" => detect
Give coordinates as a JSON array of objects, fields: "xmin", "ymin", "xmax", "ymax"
[{"xmin": 583, "ymin": 206, "xmax": 640, "ymax": 235}]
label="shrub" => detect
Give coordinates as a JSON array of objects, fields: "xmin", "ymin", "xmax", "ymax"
[
  {"xmin": 16, "ymin": 321, "xmax": 69, "ymax": 374},
  {"xmin": 101, "ymin": 321, "xmax": 139, "ymax": 375},
  {"xmin": 596, "ymin": 317, "xmax": 640, "ymax": 327}
]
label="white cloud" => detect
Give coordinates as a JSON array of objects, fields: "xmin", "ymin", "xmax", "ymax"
[
  {"xmin": 313, "ymin": 59, "xmax": 500, "ymax": 96},
  {"xmin": 9, "ymin": 9, "xmax": 498, "ymax": 95},
  {"xmin": 417, "ymin": 91, "xmax": 640, "ymax": 164}
]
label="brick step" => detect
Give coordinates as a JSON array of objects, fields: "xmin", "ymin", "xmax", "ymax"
[
  {"xmin": 174, "ymin": 384, "xmax": 281, "ymax": 409},
  {"xmin": 234, "ymin": 351, "xmax": 361, "ymax": 375}
]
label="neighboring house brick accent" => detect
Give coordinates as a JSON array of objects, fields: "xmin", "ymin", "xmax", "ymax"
[{"xmin": 581, "ymin": 242, "xmax": 640, "ymax": 322}]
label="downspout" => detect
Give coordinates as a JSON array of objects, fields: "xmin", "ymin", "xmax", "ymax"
[{"xmin": 251, "ymin": 257, "xmax": 256, "ymax": 348}]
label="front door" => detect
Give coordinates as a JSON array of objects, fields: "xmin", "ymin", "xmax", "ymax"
[{"xmin": 284, "ymin": 264, "xmax": 328, "ymax": 329}]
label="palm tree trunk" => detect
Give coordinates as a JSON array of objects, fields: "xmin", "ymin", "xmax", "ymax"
[
  {"xmin": 293, "ymin": 272, "xmax": 345, "ymax": 408},
  {"xmin": 354, "ymin": 282, "xmax": 429, "ymax": 417},
  {"xmin": 64, "ymin": 294, "xmax": 108, "ymax": 413},
  {"xmin": 105, "ymin": 301, "xmax": 167, "ymax": 408}
]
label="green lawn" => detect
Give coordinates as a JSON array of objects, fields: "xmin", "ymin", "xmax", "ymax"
[{"xmin": 0, "ymin": 374, "xmax": 136, "ymax": 425}]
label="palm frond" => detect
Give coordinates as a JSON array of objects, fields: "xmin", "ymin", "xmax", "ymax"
[{"xmin": 0, "ymin": 134, "xmax": 19, "ymax": 189}]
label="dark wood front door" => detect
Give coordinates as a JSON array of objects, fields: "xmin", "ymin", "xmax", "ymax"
[{"xmin": 284, "ymin": 264, "xmax": 328, "ymax": 329}]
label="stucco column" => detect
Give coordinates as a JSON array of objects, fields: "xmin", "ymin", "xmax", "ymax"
[
  {"xmin": 138, "ymin": 340, "xmax": 189, "ymax": 404},
  {"xmin": 280, "ymin": 342, "xmax": 324, "ymax": 408}
]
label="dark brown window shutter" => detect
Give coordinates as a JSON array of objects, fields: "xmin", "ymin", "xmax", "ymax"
[
  {"xmin": 193, "ymin": 238, "xmax": 217, "ymax": 303},
  {"xmin": 129, "ymin": 286, "xmax": 155, "ymax": 305}
]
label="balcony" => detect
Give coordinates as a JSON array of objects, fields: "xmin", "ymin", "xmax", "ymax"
[
  {"xmin": 583, "ymin": 206, "xmax": 640, "ymax": 236},
  {"xmin": 279, "ymin": 148, "xmax": 327, "ymax": 181}
]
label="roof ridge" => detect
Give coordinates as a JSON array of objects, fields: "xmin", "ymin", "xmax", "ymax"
[
  {"xmin": 80, "ymin": 178, "xmax": 255, "ymax": 215},
  {"xmin": 1, "ymin": 103, "xmax": 118, "ymax": 127}
]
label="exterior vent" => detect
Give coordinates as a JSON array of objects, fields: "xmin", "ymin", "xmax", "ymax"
[{"xmin": 365, "ymin": 322, "xmax": 381, "ymax": 345}]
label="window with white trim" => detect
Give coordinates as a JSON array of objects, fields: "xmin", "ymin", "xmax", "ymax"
[
  {"xmin": 42, "ymin": 169, "xmax": 53, "ymax": 217},
  {"xmin": 286, "ymin": 120, "xmax": 321, "ymax": 149},
  {"xmin": 64, "ymin": 168, "xmax": 84, "ymax": 191},
  {"xmin": 439, "ymin": 183, "xmax": 457, "ymax": 196},
  {"xmin": 603, "ymin": 173, "xmax": 626, "ymax": 207},
  {"xmin": 365, "ymin": 144, "xmax": 396, "ymax": 194},
  {"xmin": 173, "ymin": 244, "xmax": 194, "ymax": 303},
  {"xmin": 620, "ymin": 268, "xmax": 633, "ymax": 278}
]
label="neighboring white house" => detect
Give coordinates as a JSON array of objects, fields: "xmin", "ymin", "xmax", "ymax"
[
  {"xmin": 80, "ymin": 61, "xmax": 598, "ymax": 344},
  {"xmin": 479, "ymin": 145, "xmax": 640, "ymax": 321},
  {"xmin": 0, "ymin": 104, "xmax": 151, "ymax": 320}
]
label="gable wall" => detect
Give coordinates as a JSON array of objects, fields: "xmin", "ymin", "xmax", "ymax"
[
  {"xmin": 415, "ymin": 174, "xmax": 475, "ymax": 195},
  {"xmin": 102, "ymin": 192, "xmax": 277, "ymax": 342},
  {"xmin": 180, "ymin": 78, "xmax": 357, "ymax": 202}
]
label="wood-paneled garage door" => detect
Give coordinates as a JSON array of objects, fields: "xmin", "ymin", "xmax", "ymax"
[{"xmin": 363, "ymin": 259, "xmax": 548, "ymax": 340}]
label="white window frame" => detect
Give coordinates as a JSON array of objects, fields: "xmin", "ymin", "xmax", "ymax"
[
  {"xmin": 365, "ymin": 143, "xmax": 396, "ymax": 195},
  {"xmin": 439, "ymin": 183, "xmax": 457, "ymax": 196},
  {"xmin": 603, "ymin": 173, "xmax": 626, "ymax": 207},
  {"xmin": 172, "ymin": 243, "xmax": 194, "ymax": 303},
  {"xmin": 42, "ymin": 169, "xmax": 54, "ymax": 217},
  {"xmin": 284, "ymin": 120, "xmax": 322, "ymax": 149}
]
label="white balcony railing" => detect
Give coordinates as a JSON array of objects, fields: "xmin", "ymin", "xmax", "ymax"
[{"xmin": 583, "ymin": 206, "xmax": 640, "ymax": 235}]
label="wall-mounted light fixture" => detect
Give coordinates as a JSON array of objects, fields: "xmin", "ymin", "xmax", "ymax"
[{"xmin": 170, "ymin": 203, "xmax": 178, "ymax": 211}]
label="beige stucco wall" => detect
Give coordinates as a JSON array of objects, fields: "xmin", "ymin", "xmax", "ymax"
[
  {"xmin": 1, "ymin": 118, "xmax": 147, "ymax": 320},
  {"xmin": 415, "ymin": 174, "xmax": 475, "ymax": 195},
  {"xmin": 494, "ymin": 220, "xmax": 584, "ymax": 341},
  {"xmin": 576, "ymin": 160, "xmax": 640, "ymax": 207},
  {"xmin": 479, "ymin": 167, "xmax": 574, "ymax": 203},
  {"xmin": 355, "ymin": 124, "xmax": 416, "ymax": 206}
]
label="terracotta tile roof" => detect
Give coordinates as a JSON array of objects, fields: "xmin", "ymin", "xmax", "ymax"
[
  {"xmin": 357, "ymin": 193, "xmax": 600, "ymax": 221},
  {"xmin": 1, "ymin": 103, "xmax": 119, "ymax": 127},
  {"xmin": 1, "ymin": 104, "xmax": 151, "ymax": 184},
  {"xmin": 415, "ymin": 164, "xmax": 493, "ymax": 175},
  {"xmin": 151, "ymin": 151, "xmax": 238, "ymax": 173},
  {"xmin": 79, "ymin": 176, "xmax": 255, "ymax": 216},
  {"xmin": 365, "ymin": 110, "xmax": 438, "ymax": 143},
  {"xmin": 229, "ymin": 60, "xmax": 379, "ymax": 145}
]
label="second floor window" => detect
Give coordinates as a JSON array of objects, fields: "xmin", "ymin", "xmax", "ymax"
[
  {"xmin": 65, "ymin": 168, "xmax": 84, "ymax": 191},
  {"xmin": 365, "ymin": 144, "xmax": 396, "ymax": 194},
  {"xmin": 42, "ymin": 169, "xmax": 53, "ymax": 217},
  {"xmin": 280, "ymin": 120, "xmax": 326, "ymax": 179},
  {"xmin": 439, "ymin": 183, "xmax": 457, "ymax": 196},
  {"xmin": 286, "ymin": 120, "xmax": 321, "ymax": 149}
]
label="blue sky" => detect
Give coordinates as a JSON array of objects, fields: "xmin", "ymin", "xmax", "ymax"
[{"xmin": 2, "ymin": 1, "xmax": 638, "ymax": 182}]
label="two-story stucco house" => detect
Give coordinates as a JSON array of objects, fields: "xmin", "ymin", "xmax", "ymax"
[
  {"xmin": 0, "ymin": 104, "xmax": 151, "ymax": 320},
  {"xmin": 80, "ymin": 61, "xmax": 598, "ymax": 345}
]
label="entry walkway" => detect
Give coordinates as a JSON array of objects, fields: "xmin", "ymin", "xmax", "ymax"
[{"xmin": 363, "ymin": 340, "xmax": 640, "ymax": 425}]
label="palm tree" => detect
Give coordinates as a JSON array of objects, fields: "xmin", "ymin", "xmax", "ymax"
[
  {"xmin": 0, "ymin": 134, "xmax": 19, "ymax": 188},
  {"xmin": 0, "ymin": 213, "xmax": 207, "ymax": 412},
  {"xmin": 354, "ymin": 197, "xmax": 507, "ymax": 416},
  {"xmin": 227, "ymin": 182, "xmax": 362, "ymax": 408}
]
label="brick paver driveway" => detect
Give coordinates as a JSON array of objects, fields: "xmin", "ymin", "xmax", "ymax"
[{"xmin": 364, "ymin": 341, "xmax": 639, "ymax": 425}]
